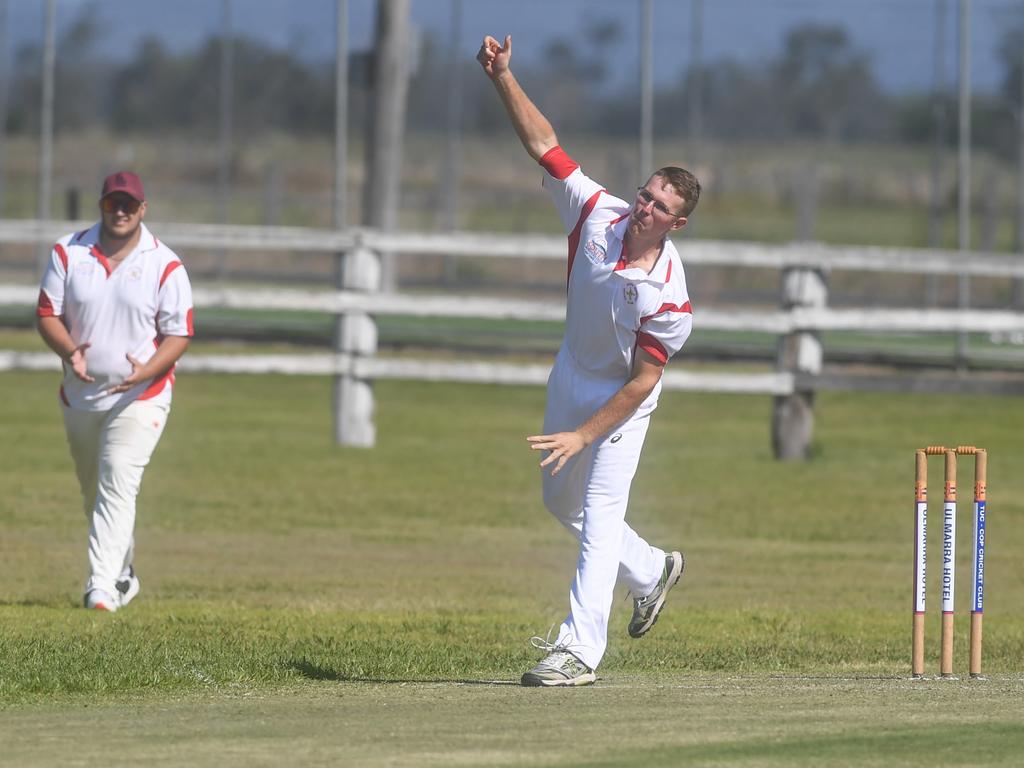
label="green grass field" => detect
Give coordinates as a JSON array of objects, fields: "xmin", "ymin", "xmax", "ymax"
[{"xmin": 2, "ymin": 348, "xmax": 1024, "ymax": 766}]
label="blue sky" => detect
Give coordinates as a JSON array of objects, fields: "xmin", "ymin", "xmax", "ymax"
[{"xmin": 5, "ymin": 0, "xmax": 1022, "ymax": 94}]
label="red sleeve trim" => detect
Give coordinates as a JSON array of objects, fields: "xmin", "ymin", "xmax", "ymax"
[
  {"xmin": 54, "ymin": 244, "xmax": 68, "ymax": 272},
  {"xmin": 637, "ymin": 332, "xmax": 668, "ymax": 364},
  {"xmin": 159, "ymin": 260, "xmax": 183, "ymax": 289},
  {"xmin": 640, "ymin": 300, "xmax": 692, "ymax": 325},
  {"xmin": 539, "ymin": 146, "xmax": 580, "ymax": 180},
  {"xmin": 186, "ymin": 307, "xmax": 195, "ymax": 336},
  {"xmin": 36, "ymin": 290, "xmax": 57, "ymax": 317},
  {"xmin": 566, "ymin": 190, "xmax": 604, "ymax": 289}
]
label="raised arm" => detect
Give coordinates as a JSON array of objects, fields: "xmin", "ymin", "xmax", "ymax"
[{"xmin": 477, "ymin": 34, "xmax": 558, "ymax": 162}]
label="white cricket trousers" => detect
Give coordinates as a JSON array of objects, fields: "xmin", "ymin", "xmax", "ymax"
[
  {"xmin": 62, "ymin": 398, "xmax": 170, "ymax": 598},
  {"xmin": 540, "ymin": 350, "xmax": 666, "ymax": 671}
]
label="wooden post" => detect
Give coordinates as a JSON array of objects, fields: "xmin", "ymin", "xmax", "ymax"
[
  {"xmin": 912, "ymin": 449, "xmax": 928, "ymax": 678},
  {"xmin": 771, "ymin": 267, "xmax": 826, "ymax": 460},
  {"xmin": 970, "ymin": 448, "xmax": 987, "ymax": 678},
  {"xmin": 332, "ymin": 239, "xmax": 380, "ymax": 447},
  {"xmin": 940, "ymin": 448, "xmax": 957, "ymax": 678}
]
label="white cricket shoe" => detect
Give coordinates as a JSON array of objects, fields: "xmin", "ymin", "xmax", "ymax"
[
  {"xmin": 83, "ymin": 589, "xmax": 119, "ymax": 612},
  {"xmin": 521, "ymin": 634, "xmax": 596, "ymax": 687},
  {"xmin": 115, "ymin": 567, "xmax": 141, "ymax": 607}
]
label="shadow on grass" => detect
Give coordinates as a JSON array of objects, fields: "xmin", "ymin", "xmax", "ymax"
[{"xmin": 290, "ymin": 660, "xmax": 520, "ymax": 686}]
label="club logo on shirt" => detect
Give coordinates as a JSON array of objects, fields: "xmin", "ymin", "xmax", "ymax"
[
  {"xmin": 623, "ymin": 283, "xmax": 638, "ymax": 304},
  {"xmin": 583, "ymin": 238, "xmax": 607, "ymax": 265},
  {"xmin": 126, "ymin": 266, "xmax": 143, "ymax": 281}
]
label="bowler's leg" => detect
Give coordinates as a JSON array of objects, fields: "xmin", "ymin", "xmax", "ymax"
[
  {"xmin": 556, "ymin": 414, "xmax": 664, "ymax": 669},
  {"xmin": 85, "ymin": 400, "xmax": 169, "ymax": 598}
]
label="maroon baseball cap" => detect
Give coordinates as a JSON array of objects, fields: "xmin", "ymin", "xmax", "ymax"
[{"xmin": 101, "ymin": 171, "xmax": 145, "ymax": 202}]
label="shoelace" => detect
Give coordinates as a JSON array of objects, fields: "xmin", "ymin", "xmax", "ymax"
[
  {"xmin": 530, "ymin": 625, "xmax": 565, "ymax": 653},
  {"xmin": 529, "ymin": 626, "xmax": 588, "ymax": 661}
]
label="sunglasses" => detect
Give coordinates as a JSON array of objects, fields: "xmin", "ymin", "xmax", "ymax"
[
  {"xmin": 636, "ymin": 187, "xmax": 682, "ymax": 218},
  {"xmin": 100, "ymin": 195, "xmax": 142, "ymax": 215}
]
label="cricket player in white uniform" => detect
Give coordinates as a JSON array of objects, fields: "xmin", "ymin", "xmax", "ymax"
[
  {"xmin": 36, "ymin": 171, "xmax": 194, "ymax": 612},
  {"xmin": 479, "ymin": 35, "xmax": 700, "ymax": 686}
]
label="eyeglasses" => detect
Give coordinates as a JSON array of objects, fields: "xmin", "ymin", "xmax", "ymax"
[
  {"xmin": 100, "ymin": 195, "xmax": 142, "ymax": 215},
  {"xmin": 636, "ymin": 187, "xmax": 682, "ymax": 218}
]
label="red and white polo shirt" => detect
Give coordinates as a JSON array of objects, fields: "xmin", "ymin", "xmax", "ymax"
[
  {"xmin": 37, "ymin": 222, "xmax": 195, "ymax": 411},
  {"xmin": 540, "ymin": 147, "xmax": 693, "ymax": 382}
]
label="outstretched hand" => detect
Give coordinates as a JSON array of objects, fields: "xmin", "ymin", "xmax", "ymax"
[
  {"xmin": 527, "ymin": 431, "xmax": 586, "ymax": 476},
  {"xmin": 477, "ymin": 34, "xmax": 511, "ymax": 79},
  {"xmin": 106, "ymin": 353, "xmax": 147, "ymax": 394},
  {"xmin": 67, "ymin": 343, "xmax": 95, "ymax": 383}
]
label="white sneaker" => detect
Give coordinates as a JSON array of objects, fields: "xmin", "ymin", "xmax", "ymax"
[
  {"xmin": 628, "ymin": 551, "xmax": 684, "ymax": 638},
  {"xmin": 521, "ymin": 634, "xmax": 596, "ymax": 687},
  {"xmin": 115, "ymin": 567, "xmax": 140, "ymax": 607},
  {"xmin": 521, "ymin": 650, "xmax": 596, "ymax": 687},
  {"xmin": 83, "ymin": 589, "xmax": 119, "ymax": 612}
]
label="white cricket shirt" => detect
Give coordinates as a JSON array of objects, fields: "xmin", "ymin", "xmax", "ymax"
[
  {"xmin": 37, "ymin": 222, "xmax": 194, "ymax": 411},
  {"xmin": 540, "ymin": 147, "xmax": 693, "ymax": 383}
]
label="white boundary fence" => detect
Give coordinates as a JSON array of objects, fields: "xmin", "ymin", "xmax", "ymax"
[{"xmin": 3, "ymin": 219, "xmax": 1024, "ymax": 459}]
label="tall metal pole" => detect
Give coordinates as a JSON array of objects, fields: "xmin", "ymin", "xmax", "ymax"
[
  {"xmin": 333, "ymin": 0, "xmax": 348, "ymax": 230},
  {"xmin": 926, "ymin": 0, "xmax": 947, "ymax": 305},
  {"xmin": 218, "ymin": 0, "xmax": 234, "ymax": 228},
  {"xmin": 640, "ymin": 0, "xmax": 653, "ymax": 175},
  {"xmin": 332, "ymin": 0, "xmax": 351, "ymax": 447},
  {"xmin": 688, "ymin": 0, "xmax": 704, "ymax": 161},
  {"xmin": 1015, "ymin": 29, "xmax": 1024, "ymax": 306},
  {"xmin": 441, "ymin": 0, "xmax": 462, "ymax": 231},
  {"xmin": 36, "ymin": 0, "xmax": 56, "ymax": 274},
  {"xmin": 363, "ymin": 0, "xmax": 411, "ymax": 292},
  {"xmin": 1018, "ymin": 35, "xmax": 1024, "ymax": 254},
  {"xmin": 955, "ymin": 0, "xmax": 971, "ymax": 368},
  {"xmin": 440, "ymin": 0, "xmax": 463, "ymax": 283},
  {"xmin": 0, "ymin": 0, "xmax": 9, "ymax": 216},
  {"xmin": 440, "ymin": 0, "xmax": 460, "ymax": 231}
]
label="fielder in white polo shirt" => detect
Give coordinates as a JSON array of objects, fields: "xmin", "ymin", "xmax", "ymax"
[
  {"xmin": 36, "ymin": 171, "xmax": 194, "ymax": 612},
  {"xmin": 479, "ymin": 35, "xmax": 700, "ymax": 686}
]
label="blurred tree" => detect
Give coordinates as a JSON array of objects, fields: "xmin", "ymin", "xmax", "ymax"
[
  {"xmin": 55, "ymin": 2, "xmax": 111, "ymax": 130},
  {"xmin": 677, "ymin": 60, "xmax": 788, "ymax": 140},
  {"xmin": 774, "ymin": 24, "xmax": 887, "ymax": 142},
  {"xmin": 537, "ymin": 19, "xmax": 620, "ymax": 133},
  {"xmin": 110, "ymin": 36, "xmax": 334, "ymax": 139},
  {"xmin": 5, "ymin": 1, "xmax": 110, "ymax": 134},
  {"xmin": 6, "ymin": 41, "xmax": 41, "ymax": 133},
  {"xmin": 998, "ymin": 22, "xmax": 1023, "ymax": 105}
]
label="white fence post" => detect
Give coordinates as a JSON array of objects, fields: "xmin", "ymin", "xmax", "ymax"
[
  {"xmin": 772, "ymin": 267, "xmax": 827, "ymax": 460},
  {"xmin": 332, "ymin": 238, "xmax": 380, "ymax": 446}
]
